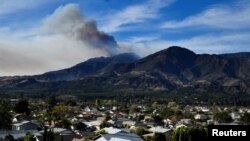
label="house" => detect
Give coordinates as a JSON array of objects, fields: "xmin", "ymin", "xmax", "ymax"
[
  {"xmin": 84, "ymin": 106, "xmax": 102, "ymax": 115},
  {"xmin": 107, "ymin": 119, "xmax": 116, "ymax": 125},
  {"xmin": 71, "ymin": 117, "xmax": 79, "ymax": 123},
  {"xmin": 103, "ymin": 127, "xmax": 130, "ymax": 134},
  {"xmin": 94, "ymin": 127, "xmax": 143, "ymax": 141},
  {"xmin": 12, "ymin": 121, "xmax": 39, "ymax": 131},
  {"xmin": 112, "ymin": 106, "xmax": 118, "ymax": 111},
  {"xmin": 122, "ymin": 120, "xmax": 137, "ymax": 127},
  {"xmin": 41, "ymin": 128, "xmax": 82, "ymax": 141},
  {"xmin": 97, "ymin": 116, "xmax": 106, "ymax": 122},
  {"xmin": 53, "ymin": 128, "xmax": 81, "ymax": 141},
  {"xmin": 82, "ymin": 120, "xmax": 103, "ymax": 130},
  {"xmin": 194, "ymin": 114, "xmax": 207, "ymax": 120},
  {"xmin": 200, "ymin": 107, "xmax": 210, "ymax": 113},
  {"xmin": 94, "ymin": 133, "xmax": 144, "ymax": 141},
  {"xmin": 239, "ymin": 108, "xmax": 245, "ymax": 114},
  {"xmin": 111, "ymin": 118, "xmax": 128, "ymax": 128},
  {"xmin": 149, "ymin": 126, "xmax": 171, "ymax": 134},
  {"xmin": 179, "ymin": 119, "xmax": 192, "ymax": 125},
  {"xmin": 12, "ymin": 114, "xmax": 32, "ymax": 123},
  {"xmin": 110, "ymin": 118, "xmax": 144, "ymax": 128},
  {"xmin": 184, "ymin": 105, "xmax": 194, "ymax": 112},
  {"xmin": 71, "ymin": 121, "xmax": 87, "ymax": 131},
  {"xmin": 230, "ymin": 112, "xmax": 241, "ymax": 120},
  {"xmin": 9, "ymin": 99, "xmax": 19, "ymax": 105},
  {"xmin": 207, "ymin": 119, "xmax": 214, "ymax": 125},
  {"xmin": 147, "ymin": 126, "xmax": 172, "ymax": 141}
]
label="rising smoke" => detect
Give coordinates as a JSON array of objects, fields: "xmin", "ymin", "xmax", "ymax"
[
  {"xmin": 42, "ymin": 4, "xmax": 120, "ymax": 55},
  {"xmin": 0, "ymin": 4, "xmax": 121, "ymax": 76}
]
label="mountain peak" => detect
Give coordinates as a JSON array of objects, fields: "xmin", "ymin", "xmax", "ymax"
[
  {"xmin": 146, "ymin": 46, "xmax": 197, "ymax": 62},
  {"xmin": 164, "ymin": 46, "xmax": 196, "ymax": 55}
]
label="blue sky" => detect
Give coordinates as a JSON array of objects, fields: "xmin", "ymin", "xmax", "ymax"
[{"xmin": 0, "ymin": 0, "xmax": 250, "ymax": 76}]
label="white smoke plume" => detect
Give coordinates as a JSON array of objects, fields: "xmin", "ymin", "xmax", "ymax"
[
  {"xmin": 42, "ymin": 4, "xmax": 120, "ymax": 55},
  {"xmin": 0, "ymin": 4, "xmax": 120, "ymax": 76}
]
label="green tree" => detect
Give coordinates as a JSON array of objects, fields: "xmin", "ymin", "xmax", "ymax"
[
  {"xmin": 56, "ymin": 119, "xmax": 72, "ymax": 129},
  {"xmin": 152, "ymin": 115, "xmax": 163, "ymax": 126},
  {"xmin": 151, "ymin": 102, "xmax": 158, "ymax": 109},
  {"xmin": 131, "ymin": 127, "xmax": 149, "ymax": 136},
  {"xmin": 14, "ymin": 100, "xmax": 30, "ymax": 116},
  {"xmin": 160, "ymin": 106, "xmax": 174, "ymax": 117},
  {"xmin": 211, "ymin": 103, "xmax": 218, "ymax": 115},
  {"xmin": 172, "ymin": 126, "xmax": 207, "ymax": 141},
  {"xmin": 24, "ymin": 132, "xmax": 36, "ymax": 141},
  {"xmin": 19, "ymin": 92, "xmax": 24, "ymax": 100},
  {"xmin": 52, "ymin": 104, "xmax": 70, "ymax": 121},
  {"xmin": 213, "ymin": 111, "xmax": 232, "ymax": 123},
  {"xmin": 0, "ymin": 100, "xmax": 11, "ymax": 111},
  {"xmin": 97, "ymin": 129, "xmax": 107, "ymax": 134},
  {"xmin": 167, "ymin": 101, "xmax": 178, "ymax": 109},
  {"xmin": 239, "ymin": 113, "xmax": 250, "ymax": 124},
  {"xmin": 153, "ymin": 133, "xmax": 166, "ymax": 141},
  {"xmin": 95, "ymin": 99, "xmax": 101, "ymax": 107},
  {"xmin": 129, "ymin": 105, "xmax": 139, "ymax": 114},
  {"xmin": 0, "ymin": 101, "xmax": 12, "ymax": 130},
  {"xmin": 5, "ymin": 134, "xmax": 15, "ymax": 141},
  {"xmin": 47, "ymin": 96, "xmax": 57, "ymax": 111},
  {"xmin": 0, "ymin": 110, "xmax": 12, "ymax": 130},
  {"xmin": 100, "ymin": 121, "xmax": 111, "ymax": 129}
]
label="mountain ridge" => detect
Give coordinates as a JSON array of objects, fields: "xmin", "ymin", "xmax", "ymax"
[{"xmin": 0, "ymin": 46, "xmax": 249, "ymax": 95}]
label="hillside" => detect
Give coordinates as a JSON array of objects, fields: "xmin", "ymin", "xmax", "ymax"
[{"xmin": 0, "ymin": 46, "xmax": 249, "ymax": 95}]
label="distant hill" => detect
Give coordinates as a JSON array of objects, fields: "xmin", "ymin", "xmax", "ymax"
[
  {"xmin": 0, "ymin": 46, "xmax": 249, "ymax": 95},
  {"xmin": 34, "ymin": 52, "xmax": 140, "ymax": 81}
]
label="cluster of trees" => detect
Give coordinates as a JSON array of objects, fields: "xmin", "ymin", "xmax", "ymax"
[
  {"xmin": 172, "ymin": 126, "xmax": 207, "ymax": 141},
  {"xmin": 0, "ymin": 100, "xmax": 12, "ymax": 130},
  {"xmin": 144, "ymin": 133, "xmax": 166, "ymax": 141},
  {"xmin": 131, "ymin": 127, "xmax": 165, "ymax": 141},
  {"xmin": 213, "ymin": 111, "xmax": 232, "ymax": 123},
  {"xmin": 131, "ymin": 127, "xmax": 149, "ymax": 136},
  {"xmin": 0, "ymin": 98, "xmax": 32, "ymax": 130},
  {"xmin": 239, "ymin": 113, "xmax": 250, "ymax": 124},
  {"xmin": 42, "ymin": 96, "xmax": 73, "ymax": 129},
  {"xmin": 2, "ymin": 85, "xmax": 250, "ymax": 106},
  {"xmin": 211, "ymin": 104, "xmax": 232, "ymax": 123},
  {"xmin": 14, "ymin": 100, "xmax": 30, "ymax": 116}
]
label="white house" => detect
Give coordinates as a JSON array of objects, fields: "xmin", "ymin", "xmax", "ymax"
[
  {"xmin": 94, "ymin": 133, "xmax": 143, "ymax": 141},
  {"xmin": 194, "ymin": 114, "xmax": 207, "ymax": 120},
  {"xmin": 94, "ymin": 127, "xmax": 143, "ymax": 141},
  {"xmin": 103, "ymin": 127, "xmax": 130, "ymax": 134},
  {"xmin": 201, "ymin": 107, "xmax": 210, "ymax": 113},
  {"xmin": 149, "ymin": 126, "xmax": 171, "ymax": 134},
  {"xmin": 84, "ymin": 106, "xmax": 102, "ymax": 115},
  {"xmin": 83, "ymin": 120, "xmax": 102, "ymax": 130},
  {"xmin": 178, "ymin": 119, "xmax": 192, "ymax": 125}
]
